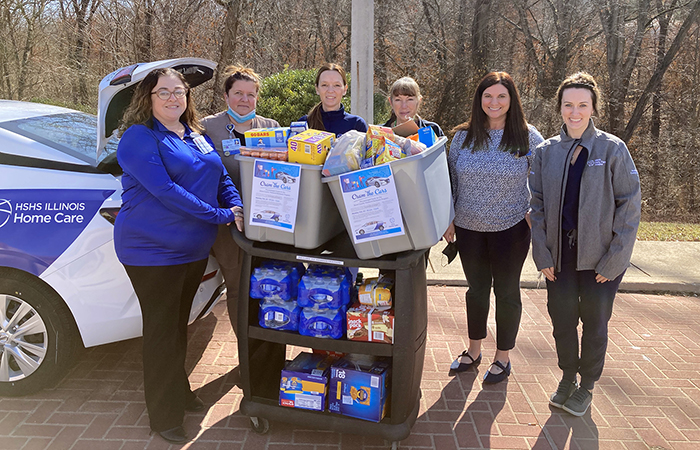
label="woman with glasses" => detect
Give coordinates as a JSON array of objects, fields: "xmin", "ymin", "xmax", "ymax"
[
  {"xmin": 115, "ymin": 68, "xmax": 244, "ymax": 444},
  {"xmin": 201, "ymin": 65, "xmax": 279, "ymax": 337},
  {"xmin": 299, "ymin": 62, "xmax": 368, "ymax": 136}
]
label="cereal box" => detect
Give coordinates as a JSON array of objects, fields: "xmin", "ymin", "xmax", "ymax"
[
  {"xmin": 244, "ymin": 127, "xmax": 290, "ymax": 148},
  {"xmin": 279, "ymin": 352, "xmax": 337, "ymax": 411},
  {"xmin": 346, "ymin": 303, "xmax": 394, "ymax": 343},
  {"xmin": 328, "ymin": 355, "xmax": 390, "ymax": 422},
  {"xmin": 288, "ymin": 129, "xmax": 336, "ymax": 165}
]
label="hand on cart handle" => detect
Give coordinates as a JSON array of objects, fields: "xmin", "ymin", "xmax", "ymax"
[{"xmin": 231, "ymin": 206, "xmax": 245, "ymax": 232}]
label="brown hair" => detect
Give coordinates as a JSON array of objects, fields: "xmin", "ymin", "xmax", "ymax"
[
  {"xmin": 556, "ymin": 71, "xmax": 601, "ymax": 115},
  {"xmin": 223, "ymin": 65, "xmax": 261, "ymax": 94},
  {"xmin": 118, "ymin": 68, "xmax": 202, "ymax": 135},
  {"xmin": 306, "ymin": 63, "xmax": 348, "ymax": 131},
  {"xmin": 452, "ymin": 71, "xmax": 529, "ymax": 156},
  {"xmin": 386, "ymin": 76, "xmax": 422, "ymax": 125}
]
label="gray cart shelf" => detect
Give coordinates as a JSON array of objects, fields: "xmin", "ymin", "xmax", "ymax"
[{"xmin": 231, "ymin": 229, "xmax": 428, "ymax": 446}]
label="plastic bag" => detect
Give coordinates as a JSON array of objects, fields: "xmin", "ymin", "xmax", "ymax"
[
  {"xmin": 322, "ymin": 130, "xmax": 365, "ymax": 176},
  {"xmin": 392, "ymin": 134, "xmax": 427, "ymax": 156}
]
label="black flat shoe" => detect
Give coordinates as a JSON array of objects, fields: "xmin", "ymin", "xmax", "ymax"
[
  {"xmin": 483, "ymin": 360, "xmax": 511, "ymax": 384},
  {"xmin": 185, "ymin": 396, "xmax": 205, "ymax": 412},
  {"xmin": 155, "ymin": 426, "xmax": 188, "ymax": 444},
  {"xmin": 449, "ymin": 351, "xmax": 482, "ymax": 373}
]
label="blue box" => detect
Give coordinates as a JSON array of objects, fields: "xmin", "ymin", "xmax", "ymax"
[
  {"xmin": 245, "ymin": 127, "xmax": 290, "ymax": 147},
  {"xmin": 328, "ymin": 355, "xmax": 390, "ymax": 422},
  {"xmin": 417, "ymin": 126, "xmax": 437, "ymax": 147},
  {"xmin": 279, "ymin": 352, "xmax": 336, "ymax": 411}
]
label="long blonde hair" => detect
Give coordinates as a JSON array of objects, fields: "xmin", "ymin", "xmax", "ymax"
[{"xmin": 118, "ymin": 67, "xmax": 203, "ymax": 136}]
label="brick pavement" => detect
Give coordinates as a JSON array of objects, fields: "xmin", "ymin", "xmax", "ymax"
[{"xmin": 1, "ymin": 287, "xmax": 699, "ymax": 449}]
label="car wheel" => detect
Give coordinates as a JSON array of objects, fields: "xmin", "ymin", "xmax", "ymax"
[
  {"xmin": 375, "ymin": 182, "xmax": 381, "ymax": 188},
  {"xmin": 282, "ymin": 177, "xmax": 289, "ymax": 184},
  {"xmin": 0, "ymin": 269, "xmax": 82, "ymax": 396},
  {"xmin": 358, "ymin": 229, "xmax": 365, "ymax": 235},
  {"xmin": 256, "ymin": 214, "xmax": 262, "ymax": 219},
  {"xmin": 379, "ymin": 225, "xmax": 384, "ymax": 231}
]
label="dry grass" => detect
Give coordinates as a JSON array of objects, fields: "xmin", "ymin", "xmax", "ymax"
[{"xmin": 637, "ymin": 222, "xmax": 700, "ymax": 241}]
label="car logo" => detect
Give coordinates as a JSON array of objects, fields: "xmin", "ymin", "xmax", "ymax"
[{"xmin": 0, "ymin": 199, "xmax": 12, "ymax": 228}]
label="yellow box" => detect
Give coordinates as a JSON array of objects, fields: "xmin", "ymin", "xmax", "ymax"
[{"xmin": 288, "ymin": 129, "xmax": 336, "ymax": 165}]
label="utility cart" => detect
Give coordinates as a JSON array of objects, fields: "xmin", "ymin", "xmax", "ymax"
[{"xmin": 231, "ymin": 229, "xmax": 428, "ymax": 449}]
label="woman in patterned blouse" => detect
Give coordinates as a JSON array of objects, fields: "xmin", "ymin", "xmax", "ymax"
[{"xmin": 444, "ymin": 72, "xmax": 543, "ymax": 383}]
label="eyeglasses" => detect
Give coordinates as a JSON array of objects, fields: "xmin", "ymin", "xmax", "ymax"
[{"xmin": 151, "ymin": 88, "xmax": 188, "ymax": 100}]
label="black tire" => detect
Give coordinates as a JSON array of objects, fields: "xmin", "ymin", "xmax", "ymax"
[
  {"xmin": 249, "ymin": 417, "xmax": 270, "ymax": 434},
  {"xmin": 256, "ymin": 214, "xmax": 262, "ymax": 219},
  {"xmin": 0, "ymin": 269, "xmax": 82, "ymax": 396},
  {"xmin": 375, "ymin": 181, "xmax": 381, "ymax": 188},
  {"xmin": 358, "ymin": 229, "xmax": 365, "ymax": 235},
  {"xmin": 379, "ymin": 225, "xmax": 384, "ymax": 231}
]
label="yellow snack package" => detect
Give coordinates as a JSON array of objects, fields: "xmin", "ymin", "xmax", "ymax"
[{"xmin": 375, "ymin": 138, "xmax": 404, "ymax": 165}]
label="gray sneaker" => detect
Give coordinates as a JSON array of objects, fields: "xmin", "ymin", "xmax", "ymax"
[
  {"xmin": 562, "ymin": 387, "xmax": 592, "ymax": 416},
  {"xmin": 549, "ymin": 379, "xmax": 578, "ymax": 409}
]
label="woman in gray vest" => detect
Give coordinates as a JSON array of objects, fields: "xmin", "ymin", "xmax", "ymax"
[{"xmin": 201, "ymin": 65, "xmax": 279, "ymax": 336}]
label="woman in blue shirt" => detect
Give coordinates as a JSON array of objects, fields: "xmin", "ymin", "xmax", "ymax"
[
  {"xmin": 444, "ymin": 72, "xmax": 543, "ymax": 384},
  {"xmin": 299, "ymin": 63, "xmax": 368, "ymax": 136},
  {"xmin": 115, "ymin": 67, "xmax": 243, "ymax": 444}
]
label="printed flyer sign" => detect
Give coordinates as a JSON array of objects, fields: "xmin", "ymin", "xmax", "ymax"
[
  {"xmin": 339, "ymin": 165, "xmax": 404, "ymax": 244},
  {"xmin": 249, "ymin": 159, "xmax": 301, "ymax": 232}
]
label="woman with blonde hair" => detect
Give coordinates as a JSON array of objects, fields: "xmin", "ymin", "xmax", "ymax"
[{"xmin": 383, "ymin": 76, "xmax": 443, "ymax": 137}]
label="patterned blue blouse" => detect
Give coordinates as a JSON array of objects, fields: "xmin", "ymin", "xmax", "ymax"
[{"xmin": 448, "ymin": 124, "xmax": 544, "ymax": 232}]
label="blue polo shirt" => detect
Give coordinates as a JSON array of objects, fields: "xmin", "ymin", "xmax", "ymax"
[{"xmin": 115, "ymin": 119, "xmax": 242, "ymax": 266}]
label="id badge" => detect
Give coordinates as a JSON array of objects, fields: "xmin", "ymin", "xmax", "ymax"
[
  {"xmin": 191, "ymin": 132, "xmax": 215, "ymax": 154},
  {"xmin": 222, "ymin": 138, "xmax": 241, "ymax": 157}
]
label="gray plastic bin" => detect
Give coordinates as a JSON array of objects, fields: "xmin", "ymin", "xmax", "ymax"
[
  {"xmin": 321, "ymin": 136, "xmax": 454, "ymax": 259},
  {"xmin": 235, "ymin": 155, "xmax": 345, "ymax": 249}
]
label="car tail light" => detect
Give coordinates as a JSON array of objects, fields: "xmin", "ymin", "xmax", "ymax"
[
  {"xmin": 201, "ymin": 269, "xmax": 218, "ymax": 282},
  {"xmin": 99, "ymin": 207, "xmax": 121, "ymax": 225}
]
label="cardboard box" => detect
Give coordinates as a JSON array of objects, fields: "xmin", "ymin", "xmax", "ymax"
[
  {"xmin": 328, "ymin": 355, "xmax": 390, "ymax": 422},
  {"xmin": 279, "ymin": 352, "xmax": 336, "ymax": 411},
  {"xmin": 346, "ymin": 303, "xmax": 394, "ymax": 343},
  {"xmin": 245, "ymin": 127, "xmax": 290, "ymax": 148},
  {"xmin": 288, "ymin": 129, "xmax": 336, "ymax": 165}
]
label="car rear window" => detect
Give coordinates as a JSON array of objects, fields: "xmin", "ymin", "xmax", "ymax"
[{"xmin": 2, "ymin": 112, "xmax": 121, "ymax": 175}]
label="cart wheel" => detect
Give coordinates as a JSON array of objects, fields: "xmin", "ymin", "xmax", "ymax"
[{"xmin": 249, "ymin": 416, "xmax": 270, "ymax": 434}]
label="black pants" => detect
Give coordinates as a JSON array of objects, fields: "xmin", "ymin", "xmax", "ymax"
[
  {"xmin": 546, "ymin": 235, "xmax": 623, "ymax": 390},
  {"xmin": 211, "ymin": 224, "xmax": 244, "ymax": 336},
  {"xmin": 124, "ymin": 259, "xmax": 207, "ymax": 432},
  {"xmin": 455, "ymin": 219, "xmax": 530, "ymax": 351}
]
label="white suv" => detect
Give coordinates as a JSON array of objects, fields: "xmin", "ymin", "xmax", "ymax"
[{"xmin": 0, "ymin": 58, "xmax": 225, "ymax": 395}]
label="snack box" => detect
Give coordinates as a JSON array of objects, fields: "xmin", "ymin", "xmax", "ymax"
[
  {"xmin": 288, "ymin": 129, "xmax": 336, "ymax": 165},
  {"xmin": 346, "ymin": 303, "xmax": 394, "ymax": 343},
  {"xmin": 279, "ymin": 352, "xmax": 336, "ymax": 411},
  {"xmin": 245, "ymin": 127, "xmax": 290, "ymax": 148},
  {"xmin": 289, "ymin": 121, "xmax": 309, "ymax": 139},
  {"xmin": 328, "ymin": 355, "xmax": 390, "ymax": 422},
  {"xmin": 357, "ymin": 276, "xmax": 393, "ymax": 309}
]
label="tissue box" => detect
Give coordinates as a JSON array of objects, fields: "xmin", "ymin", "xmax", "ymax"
[
  {"xmin": 288, "ymin": 129, "xmax": 336, "ymax": 165},
  {"xmin": 279, "ymin": 352, "xmax": 336, "ymax": 411},
  {"xmin": 346, "ymin": 304, "xmax": 394, "ymax": 343},
  {"xmin": 245, "ymin": 127, "xmax": 290, "ymax": 147},
  {"xmin": 328, "ymin": 355, "xmax": 390, "ymax": 422}
]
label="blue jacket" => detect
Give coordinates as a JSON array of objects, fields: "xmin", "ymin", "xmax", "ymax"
[
  {"xmin": 299, "ymin": 104, "xmax": 368, "ymax": 136},
  {"xmin": 115, "ymin": 119, "xmax": 242, "ymax": 266}
]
